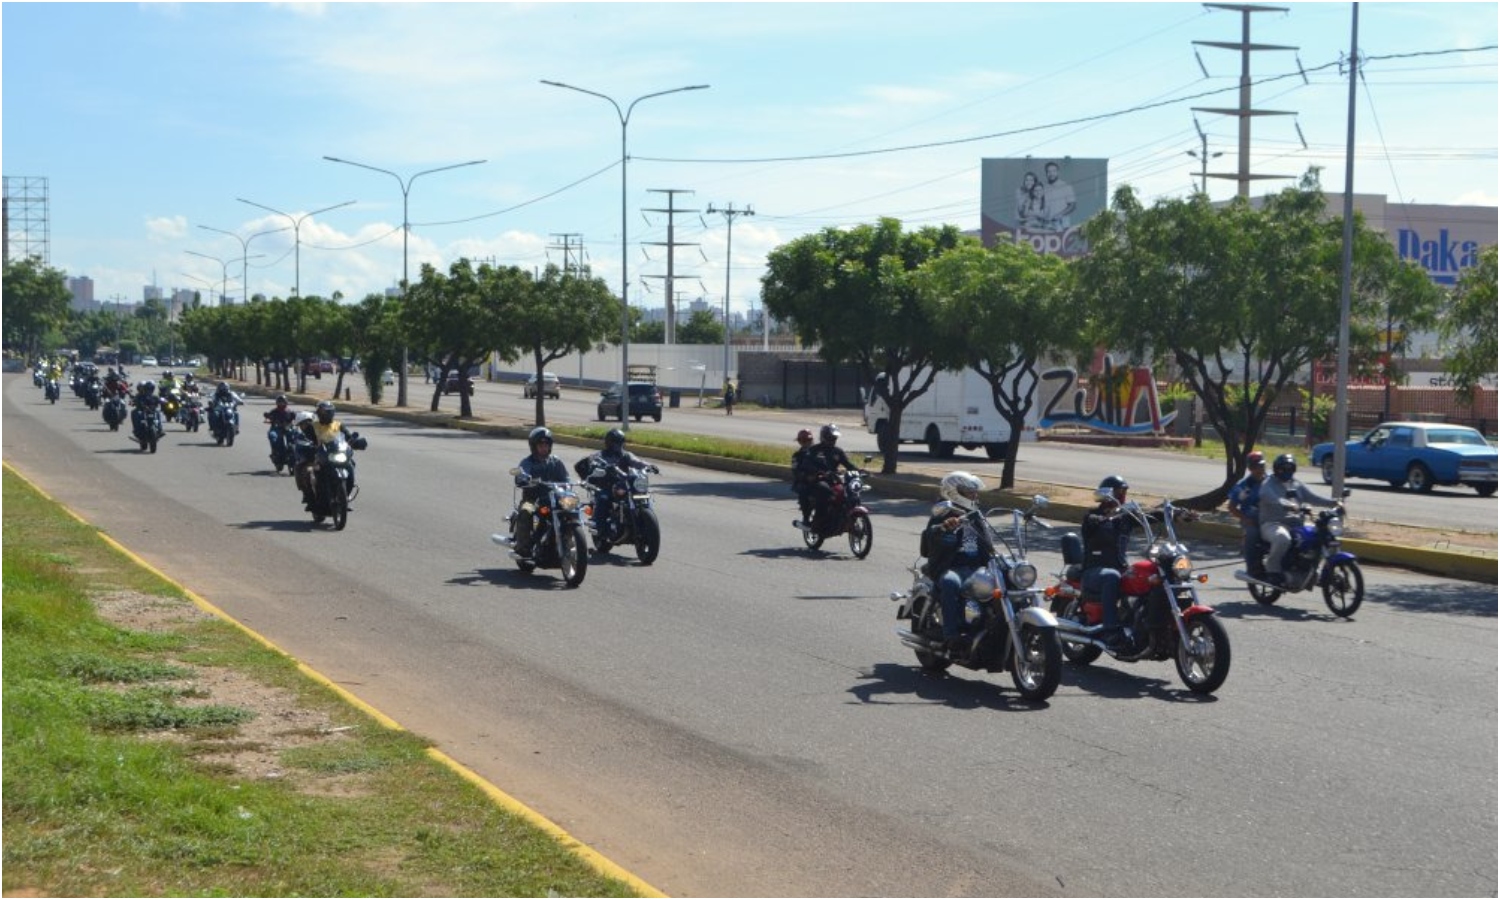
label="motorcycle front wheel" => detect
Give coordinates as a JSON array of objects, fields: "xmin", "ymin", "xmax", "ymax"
[
  {"xmin": 1175, "ymin": 614, "xmax": 1231, "ymax": 694},
  {"xmin": 330, "ymin": 479, "xmax": 349, "ymax": 531},
  {"xmin": 847, "ymin": 511, "xmax": 873, "ymax": 559},
  {"xmin": 633, "ymin": 508, "xmax": 660, "ymax": 565},
  {"xmin": 801, "ymin": 519, "xmax": 825, "ymax": 551},
  {"xmin": 559, "ymin": 523, "xmax": 588, "ymax": 587},
  {"xmin": 1321, "ymin": 560, "xmax": 1364, "ymax": 618},
  {"xmin": 1053, "ymin": 597, "xmax": 1103, "ymax": 665},
  {"xmin": 1010, "ymin": 624, "xmax": 1062, "ymax": 702}
]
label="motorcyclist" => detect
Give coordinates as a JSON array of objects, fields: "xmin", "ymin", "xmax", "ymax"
[
  {"xmin": 208, "ymin": 381, "xmax": 244, "ymax": 434},
  {"xmin": 513, "ymin": 426, "xmax": 571, "ymax": 558},
  {"xmin": 1257, "ymin": 453, "xmax": 1340, "ymax": 586},
  {"xmin": 290, "ymin": 411, "xmax": 320, "ymax": 507},
  {"xmin": 790, "ymin": 428, "xmax": 817, "ymax": 526},
  {"xmin": 159, "ymin": 370, "xmax": 180, "ymax": 395},
  {"xmin": 103, "ymin": 367, "xmax": 128, "ymax": 397},
  {"xmin": 574, "ymin": 428, "xmax": 654, "ymax": 538},
  {"xmin": 801, "ymin": 424, "xmax": 856, "ymax": 529},
  {"xmin": 129, "ymin": 379, "xmax": 164, "ymax": 440},
  {"xmin": 921, "ymin": 472, "xmax": 995, "ymax": 653},
  {"xmin": 264, "ymin": 394, "xmax": 298, "ymax": 465},
  {"xmin": 1226, "ymin": 451, "xmax": 1268, "ymax": 572},
  {"xmin": 1080, "ymin": 475, "xmax": 1138, "ymax": 651}
]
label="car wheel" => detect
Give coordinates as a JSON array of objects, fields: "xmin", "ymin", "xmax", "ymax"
[
  {"xmin": 1406, "ymin": 462, "xmax": 1434, "ymax": 493},
  {"xmin": 1320, "ymin": 457, "xmax": 1335, "ymax": 485}
]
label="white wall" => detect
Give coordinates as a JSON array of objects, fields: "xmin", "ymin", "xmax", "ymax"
[{"xmin": 491, "ymin": 342, "xmax": 802, "ymax": 391}]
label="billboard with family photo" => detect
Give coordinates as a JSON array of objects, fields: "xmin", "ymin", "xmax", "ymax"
[{"xmin": 980, "ymin": 157, "xmax": 1109, "ymax": 258}]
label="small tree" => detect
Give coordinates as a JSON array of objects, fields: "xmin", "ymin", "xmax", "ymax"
[
  {"xmin": 3, "ymin": 256, "xmax": 71, "ymax": 361},
  {"xmin": 505, "ymin": 265, "xmax": 620, "ymax": 427},
  {"xmin": 1441, "ymin": 244, "xmax": 1498, "ymax": 404}
]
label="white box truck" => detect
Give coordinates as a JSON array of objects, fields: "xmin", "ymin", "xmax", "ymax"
[{"xmin": 863, "ymin": 366, "xmax": 1038, "ymax": 459}]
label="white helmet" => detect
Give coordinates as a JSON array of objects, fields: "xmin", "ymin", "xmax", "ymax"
[
  {"xmin": 939, "ymin": 471, "xmax": 984, "ymax": 511},
  {"xmin": 294, "ymin": 411, "xmax": 314, "ymax": 426}
]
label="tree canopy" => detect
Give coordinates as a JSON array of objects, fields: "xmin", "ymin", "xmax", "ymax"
[
  {"xmin": 3, "ymin": 256, "xmax": 71, "ymax": 359},
  {"xmin": 1441, "ymin": 244, "xmax": 1498, "ymax": 403}
]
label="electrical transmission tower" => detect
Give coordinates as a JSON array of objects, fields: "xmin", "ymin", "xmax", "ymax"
[
  {"xmin": 706, "ymin": 202, "xmax": 755, "ymax": 376},
  {"xmin": 1192, "ymin": 2, "xmax": 1297, "ymax": 197},
  {"xmin": 3, "ymin": 175, "xmax": 50, "ymax": 265},
  {"xmin": 642, "ymin": 189, "xmax": 697, "ymax": 344},
  {"xmin": 548, "ymin": 233, "xmax": 588, "ymax": 277}
]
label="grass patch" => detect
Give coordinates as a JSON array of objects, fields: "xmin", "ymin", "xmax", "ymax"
[
  {"xmin": 2, "ymin": 468, "xmax": 643, "ymax": 898},
  {"xmin": 553, "ymin": 423, "xmax": 817, "ymax": 468}
]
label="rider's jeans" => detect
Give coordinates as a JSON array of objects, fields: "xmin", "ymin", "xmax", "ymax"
[
  {"xmin": 1260, "ymin": 522, "xmax": 1294, "ymax": 574},
  {"xmin": 938, "ymin": 564, "xmax": 979, "ymax": 639},
  {"xmin": 1240, "ymin": 524, "xmax": 1261, "ymax": 571},
  {"xmin": 1082, "ymin": 567, "xmax": 1122, "ymax": 629}
]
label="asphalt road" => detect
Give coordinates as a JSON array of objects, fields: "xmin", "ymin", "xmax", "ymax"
[
  {"xmin": 459, "ymin": 379, "xmax": 1500, "ymax": 535},
  {"xmin": 5, "ymin": 377, "xmax": 1497, "ymax": 897}
]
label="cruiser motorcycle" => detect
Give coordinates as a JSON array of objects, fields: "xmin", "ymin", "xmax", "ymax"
[
  {"xmin": 796, "ymin": 466, "xmax": 874, "ymax": 559},
  {"xmin": 892, "ymin": 496, "xmax": 1063, "ymax": 702},
  {"xmin": 583, "ymin": 460, "xmax": 662, "ymax": 564},
  {"xmin": 1234, "ymin": 503, "xmax": 1362, "ymax": 617},
  {"xmin": 492, "ymin": 471, "xmax": 589, "ymax": 587},
  {"xmin": 1047, "ymin": 499, "xmax": 1230, "ymax": 695}
]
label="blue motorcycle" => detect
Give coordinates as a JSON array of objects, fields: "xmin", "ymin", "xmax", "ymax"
[{"xmin": 1235, "ymin": 504, "xmax": 1363, "ymax": 618}]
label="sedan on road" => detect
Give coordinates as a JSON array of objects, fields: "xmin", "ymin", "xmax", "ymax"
[
  {"xmin": 1311, "ymin": 421, "xmax": 1498, "ymax": 495},
  {"xmin": 523, "ymin": 372, "xmax": 561, "ymax": 400}
]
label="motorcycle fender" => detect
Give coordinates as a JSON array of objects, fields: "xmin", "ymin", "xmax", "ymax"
[
  {"xmin": 1181, "ymin": 604, "xmax": 1217, "ymax": 621},
  {"xmin": 1323, "ymin": 550, "xmax": 1358, "ymax": 566},
  {"xmin": 851, "ymin": 504, "xmax": 871, "ymax": 516},
  {"xmin": 1015, "ymin": 605, "xmax": 1059, "ymax": 629}
]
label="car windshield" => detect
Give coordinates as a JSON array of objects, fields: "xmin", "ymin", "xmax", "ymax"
[{"xmin": 1427, "ymin": 429, "xmax": 1489, "ymax": 446}]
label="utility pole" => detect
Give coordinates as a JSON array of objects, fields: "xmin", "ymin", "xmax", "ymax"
[
  {"xmin": 548, "ymin": 233, "xmax": 587, "ymax": 277},
  {"xmin": 1186, "ymin": 118, "xmax": 1225, "ymax": 195},
  {"xmin": 706, "ymin": 202, "xmax": 754, "ymax": 381},
  {"xmin": 1192, "ymin": 3, "xmax": 1296, "ymax": 198},
  {"xmin": 642, "ymin": 189, "xmax": 696, "ymax": 344}
]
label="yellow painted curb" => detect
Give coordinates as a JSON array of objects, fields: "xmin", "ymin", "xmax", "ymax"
[{"xmin": 2, "ymin": 461, "xmax": 666, "ymax": 898}]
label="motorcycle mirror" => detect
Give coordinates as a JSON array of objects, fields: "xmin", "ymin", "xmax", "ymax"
[
  {"xmin": 508, "ymin": 467, "xmax": 523, "ymax": 476},
  {"xmin": 1032, "ymin": 495, "xmax": 1049, "ymax": 508}
]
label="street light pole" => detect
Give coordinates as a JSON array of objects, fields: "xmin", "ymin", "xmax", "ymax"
[
  {"xmin": 197, "ymin": 224, "xmax": 289, "ymax": 304},
  {"xmin": 236, "ymin": 198, "xmax": 356, "ymax": 298},
  {"xmin": 322, "ymin": 156, "xmax": 486, "ymax": 408},
  {"xmin": 184, "ymin": 251, "xmax": 233, "ymax": 306},
  {"xmin": 541, "ymin": 79, "xmax": 709, "ymax": 430}
]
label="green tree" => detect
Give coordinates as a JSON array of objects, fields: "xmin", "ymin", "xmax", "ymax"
[
  {"xmin": 404, "ymin": 260, "xmax": 517, "ymax": 417},
  {"xmin": 506, "ymin": 265, "xmax": 620, "ymax": 426},
  {"xmin": 762, "ymin": 218, "xmax": 970, "ymax": 474},
  {"xmin": 3, "ymin": 256, "xmax": 71, "ymax": 361},
  {"xmin": 1441, "ymin": 244, "xmax": 1498, "ymax": 404},
  {"xmin": 922, "ymin": 240, "xmax": 1074, "ymax": 488},
  {"xmin": 677, "ymin": 308, "xmax": 726, "ymax": 345},
  {"xmin": 631, "ymin": 319, "xmax": 665, "ymax": 343}
]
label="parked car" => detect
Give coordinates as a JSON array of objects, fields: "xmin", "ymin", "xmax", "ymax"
[
  {"xmin": 1311, "ymin": 421, "xmax": 1498, "ymax": 496},
  {"xmin": 382, "ymin": 369, "xmax": 395, "ymax": 386},
  {"xmin": 597, "ymin": 381, "xmax": 663, "ymax": 422},
  {"xmin": 140, "ymin": 356, "xmax": 158, "ymax": 368},
  {"xmin": 523, "ymin": 372, "xmax": 561, "ymax": 400},
  {"xmin": 442, "ymin": 372, "xmax": 474, "ymax": 396}
]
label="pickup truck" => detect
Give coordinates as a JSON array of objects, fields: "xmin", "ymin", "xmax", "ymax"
[{"xmin": 1311, "ymin": 421, "xmax": 1498, "ymax": 496}]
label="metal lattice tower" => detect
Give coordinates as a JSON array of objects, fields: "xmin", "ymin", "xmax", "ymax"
[
  {"xmin": 3, "ymin": 176, "xmax": 51, "ymax": 265},
  {"xmin": 1192, "ymin": 3, "xmax": 1297, "ymax": 198}
]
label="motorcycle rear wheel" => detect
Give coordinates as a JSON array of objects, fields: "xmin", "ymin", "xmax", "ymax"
[
  {"xmin": 1053, "ymin": 597, "xmax": 1103, "ymax": 665},
  {"xmin": 1321, "ymin": 560, "xmax": 1364, "ymax": 618},
  {"xmin": 910, "ymin": 603, "xmax": 952, "ymax": 673},
  {"xmin": 1248, "ymin": 581, "xmax": 1282, "ymax": 605},
  {"xmin": 847, "ymin": 511, "xmax": 873, "ymax": 559},
  {"xmin": 1175, "ymin": 614, "xmax": 1231, "ymax": 694},
  {"xmin": 1010, "ymin": 624, "xmax": 1062, "ymax": 702},
  {"xmin": 633, "ymin": 508, "xmax": 661, "ymax": 565},
  {"xmin": 559, "ymin": 524, "xmax": 588, "ymax": 587}
]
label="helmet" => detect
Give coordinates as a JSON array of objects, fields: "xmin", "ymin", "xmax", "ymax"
[
  {"xmin": 1246, "ymin": 450, "xmax": 1266, "ymax": 468},
  {"xmin": 274, "ymin": 394, "xmax": 288, "ymax": 406},
  {"xmin": 1273, "ymin": 453, "xmax": 1298, "ymax": 481},
  {"xmin": 528, "ymin": 426, "xmax": 554, "ymax": 452},
  {"xmin": 796, "ymin": 428, "xmax": 814, "ymax": 445},
  {"xmin": 294, "ymin": 411, "xmax": 315, "ymax": 427},
  {"xmin": 1095, "ymin": 474, "xmax": 1129, "ymax": 504},
  {"xmin": 604, "ymin": 428, "xmax": 626, "ymax": 452},
  {"xmin": 139, "ymin": 380, "xmax": 156, "ymax": 395},
  {"xmin": 939, "ymin": 471, "xmax": 985, "ymax": 511},
  {"xmin": 819, "ymin": 423, "xmax": 840, "ymax": 445},
  {"xmin": 316, "ymin": 400, "xmax": 335, "ymax": 425}
]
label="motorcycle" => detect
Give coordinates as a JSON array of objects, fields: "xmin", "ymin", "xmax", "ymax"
[
  {"xmin": 32, "ymin": 367, "xmax": 44, "ymax": 388},
  {"xmin": 1234, "ymin": 503, "xmax": 1363, "ymax": 617},
  {"xmin": 306, "ymin": 431, "xmax": 366, "ymax": 530},
  {"xmin": 83, "ymin": 378, "xmax": 103, "ymax": 411},
  {"xmin": 892, "ymin": 496, "xmax": 1064, "ymax": 702},
  {"xmin": 209, "ymin": 397, "xmax": 240, "ymax": 446},
  {"xmin": 102, "ymin": 392, "xmax": 128, "ymax": 431},
  {"xmin": 1047, "ymin": 499, "xmax": 1231, "ymax": 695},
  {"xmin": 492, "ymin": 471, "xmax": 589, "ymax": 587},
  {"xmin": 161, "ymin": 388, "xmax": 184, "ymax": 423},
  {"xmin": 130, "ymin": 399, "xmax": 165, "ymax": 453},
  {"xmin": 179, "ymin": 395, "xmax": 203, "ymax": 432},
  {"xmin": 44, "ymin": 378, "xmax": 60, "ymax": 404},
  {"xmin": 795, "ymin": 466, "xmax": 874, "ymax": 559},
  {"xmin": 583, "ymin": 460, "xmax": 662, "ymax": 564},
  {"xmin": 265, "ymin": 421, "xmax": 295, "ymax": 474}
]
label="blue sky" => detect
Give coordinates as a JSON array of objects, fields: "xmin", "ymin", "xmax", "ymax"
[{"xmin": 3, "ymin": 2, "xmax": 1495, "ymax": 318}]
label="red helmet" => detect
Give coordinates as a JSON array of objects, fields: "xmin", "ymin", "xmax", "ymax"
[
  {"xmin": 1247, "ymin": 451, "xmax": 1266, "ymax": 467},
  {"xmin": 796, "ymin": 428, "xmax": 814, "ymax": 445}
]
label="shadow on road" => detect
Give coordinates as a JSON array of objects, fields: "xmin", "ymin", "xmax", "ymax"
[{"xmin": 847, "ymin": 661, "xmax": 1053, "ymax": 712}]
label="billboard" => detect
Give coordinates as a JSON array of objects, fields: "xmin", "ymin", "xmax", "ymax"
[{"xmin": 981, "ymin": 157, "xmax": 1109, "ymax": 258}]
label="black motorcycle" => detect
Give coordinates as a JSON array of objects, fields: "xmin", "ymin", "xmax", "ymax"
[
  {"xmin": 494, "ymin": 472, "xmax": 589, "ymax": 587},
  {"xmin": 44, "ymin": 378, "xmax": 60, "ymax": 404},
  {"xmin": 83, "ymin": 378, "xmax": 103, "ymax": 411},
  {"xmin": 583, "ymin": 460, "xmax": 662, "ymax": 564},
  {"xmin": 130, "ymin": 399, "xmax": 165, "ymax": 453},
  {"xmin": 892, "ymin": 496, "xmax": 1063, "ymax": 702},
  {"xmin": 102, "ymin": 392, "xmax": 128, "ymax": 431},
  {"xmin": 209, "ymin": 397, "xmax": 240, "ymax": 446},
  {"xmin": 307, "ymin": 431, "xmax": 366, "ymax": 530},
  {"xmin": 796, "ymin": 466, "xmax": 874, "ymax": 559},
  {"xmin": 265, "ymin": 421, "xmax": 295, "ymax": 473}
]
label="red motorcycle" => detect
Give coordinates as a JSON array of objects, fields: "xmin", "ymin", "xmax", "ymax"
[
  {"xmin": 1045, "ymin": 499, "xmax": 1231, "ymax": 695},
  {"xmin": 794, "ymin": 467, "xmax": 873, "ymax": 559}
]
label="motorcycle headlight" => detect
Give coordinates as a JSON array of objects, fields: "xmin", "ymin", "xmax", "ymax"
[
  {"xmin": 1326, "ymin": 516, "xmax": 1344, "ymax": 537},
  {"xmin": 1008, "ymin": 563, "xmax": 1038, "ymax": 590},
  {"xmin": 329, "ymin": 451, "xmax": 348, "ymax": 465},
  {"xmin": 558, "ymin": 494, "xmax": 581, "ymax": 511},
  {"xmin": 1172, "ymin": 555, "xmax": 1194, "ymax": 580}
]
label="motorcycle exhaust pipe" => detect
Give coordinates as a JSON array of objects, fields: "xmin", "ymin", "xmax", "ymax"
[{"xmin": 896, "ymin": 629, "xmax": 940, "ymax": 652}]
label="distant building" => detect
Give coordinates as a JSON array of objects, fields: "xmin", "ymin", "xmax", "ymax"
[{"xmin": 66, "ymin": 275, "xmax": 95, "ymax": 311}]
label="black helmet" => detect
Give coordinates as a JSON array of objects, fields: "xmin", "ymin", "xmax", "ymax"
[
  {"xmin": 316, "ymin": 399, "xmax": 335, "ymax": 425},
  {"xmin": 274, "ymin": 394, "xmax": 288, "ymax": 406},
  {"xmin": 1273, "ymin": 453, "xmax": 1298, "ymax": 481},
  {"xmin": 139, "ymin": 379, "xmax": 156, "ymax": 395},
  {"xmin": 528, "ymin": 426, "xmax": 554, "ymax": 452},
  {"xmin": 819, "ymin": 423, "xmax": 840, "ymax": 444},
  {"xmin": 1095, "ymin": 474, "xmax": 1129, "ymax": 504},
  {"xmin": 605, "ymin": 428, "xmax": 626, "ymax": 451}
]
